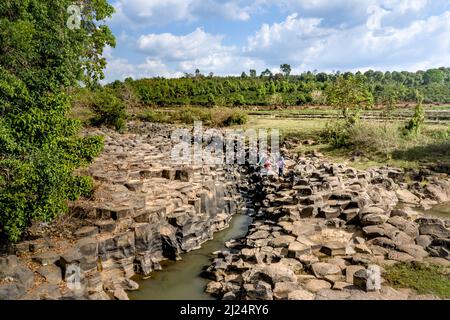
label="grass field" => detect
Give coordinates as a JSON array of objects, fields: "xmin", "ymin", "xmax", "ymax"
[{"xmin": 238, "ymin": 115, "xmax": 450, "ymax": 170}]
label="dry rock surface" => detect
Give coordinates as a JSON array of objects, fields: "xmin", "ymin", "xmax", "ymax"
[
  {"xmin": 1, "ymin": 122, "xmax": 449, "ymax": 300},
  {"xmin": 1, "ymin": 123, "xmax": 245, "ymax": 300},
  {"xmin": 203, "ymin": 153, "xmax": 450, "ymax": 300}
]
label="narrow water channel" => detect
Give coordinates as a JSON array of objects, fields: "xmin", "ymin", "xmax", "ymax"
[
  {"xmin": 421, "ymin": 202, "xmax": 450, "ymax": 219},
  {"xmin": 128, "ymin": 214, "xmax": 253, "ymax": 300}
]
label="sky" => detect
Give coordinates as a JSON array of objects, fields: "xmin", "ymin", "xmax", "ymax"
[{"xmin": 103, "ymin": 0, "xmax": 450, "ymax": 82}]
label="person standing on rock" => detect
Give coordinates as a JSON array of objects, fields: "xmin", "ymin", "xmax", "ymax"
[
  {"xmin": 264, "ymin": 158, "xmax": 272, "ymax": 174},
  {"xmin": 277, "ymin": 155, "xmax": 285, "ymax": 177}
]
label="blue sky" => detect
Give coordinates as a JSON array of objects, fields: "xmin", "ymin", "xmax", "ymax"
[{"xmin": 103, "ymin": 0, "xmax": 450, "ymax": 82}]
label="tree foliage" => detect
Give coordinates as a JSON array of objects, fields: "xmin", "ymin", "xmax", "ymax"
[
  {"xmin": 93, "ymin": 67, "xmax": 450, "ymax": 110},
  {"xmin": 0, "ymin": 0, "xmax": 115, "ymax": 241},
  {"xmin": 325, "ymin": 75, "xmax": 374, "ymax": 120}
]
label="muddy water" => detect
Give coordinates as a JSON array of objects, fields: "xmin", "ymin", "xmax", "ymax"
[
  {"xmin": 128, "ymin": 214, "xmax": 252, "ymax": 300},
  {"xmin": 421, "ymin": 202, "xmax": 450, "ymax": 219}
]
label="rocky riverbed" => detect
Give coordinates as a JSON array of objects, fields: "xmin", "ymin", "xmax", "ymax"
[
  {"xmin": 203, "ymin": 155, "xmax": 450, "ymax": 300},
  {"xmin": 0, "ymin": 123, "xmax": 246, "ymax": 300},
  {"xmin": 0, "ymin": 122, "xmax": 449, "ymax": 300}
]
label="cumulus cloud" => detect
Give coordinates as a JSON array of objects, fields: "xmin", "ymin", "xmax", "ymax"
[
  {"xmin": 102, "ymin": 47, "xmax": 184, "ymax": 82},
  {"xmin": 103, "ymin": 0, "xmax": 450, "ymax": 82},
  {"xmin": 104, "ymin": 29, "xmax": 266, "ymax": 82},
  {"xmin": 244, "ymin": 10, "xmax": 450, "ymax": 72},
  {"xmin": 137, "ymin": 28, "xmax": 234, "ymax": 61}
]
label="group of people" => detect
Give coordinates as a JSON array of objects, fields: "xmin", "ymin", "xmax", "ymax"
[{"xmin": 257, "ymin": 152, "xmax": 285, "ymax": 177}]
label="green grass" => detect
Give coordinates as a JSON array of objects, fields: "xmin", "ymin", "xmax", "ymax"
[
  {"xmin": 384, "ymin": 262, "xmax": 450, "ymax": 298},
  {"xmin": 249, "ymin": 108, "xmax": 341, "ymax": 115},
  {"xmin": 238, "ymin": 115, "xmax": 450, "ymax": 170},
  {"xmin": 242, "ymin": 116, "xmax": 328, "ymax": 139},
  {"xmin": 428, "ymin": 105, "xmax": 450, "ymax": 110}
]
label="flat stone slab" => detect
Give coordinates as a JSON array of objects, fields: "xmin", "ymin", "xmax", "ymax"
[{"xmin": 32, "ymin": 251, "xmax": 60, "ymax": 266}]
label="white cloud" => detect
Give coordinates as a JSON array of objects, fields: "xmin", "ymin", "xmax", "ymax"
[
  {"xmin": 103, "ymin": 1, "xmax": 450, "ymax": 81},
  {"xmin": 136, "ymin": 28, "xmax": 268, "ymax": 75},
  {"xmin": 104, "ymin": 29, "xmax": 267, "ymax": 82},
  {"xmin": 137, "ymin": 28, "xmax": 233, "ymax": 61},
  {"xmin": 103, "ymin": 47, "xmax": 183, "ymax": 82},
  {"xmin": 244, "ymin": 10, "xmax": 450, "ymax": 72}
]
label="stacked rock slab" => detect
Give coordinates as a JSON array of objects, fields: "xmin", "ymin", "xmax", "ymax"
[
  {"xmin": 1, "ymin": 123, "xmax": 245, "ymax": 300},
  {"xmin": 204, "ymin": 156, "xmax": 450, "ymax": 300}
]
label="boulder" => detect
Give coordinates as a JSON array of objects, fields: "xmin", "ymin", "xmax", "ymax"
[
  {"xmin": 37, "ymin": 265, "xmax": 62, "ymax": 285},
  {"xmin": 60, "ymin": 237, "xmax": 99, "ymax": 274},
  {"xmin": 396, "ymin": 189, "xmax": 420, "ymax": 204},
  {"xmin": 320, "ymin": 242, "xmax": 347, "ymax": 256},
  {"xmin": 311, "ymin": 262, "xmax": 341, "ymax": 279},
  {"xmin": 387, "ymin": 216, "xmax": 419, "ymax": 238},
  {"xmin": 291, "ymin": 223, "xmax": 317, "ymax": 237},
  {"xmin": 250, "ymin": 264, "xmax": 297, "ymax": 285},
  {"xmin": 0, "ymin": 283, "xmax": 26, "ymax": 300},
  {"xmin": 244, "ymin": 281, "xmax": 273, "ymax": 300},
  {"xmin": 304, "ymin": 279, "xmax": 332, "ymax": 293},
  {"xmin": 415, "ymin": 235, "xmax": 433, "ymax": 248},
  {"xmin": 287, "ymin": 289, "xmax": 315, "ymax": 300},
  {"xmin": 270, "ymin": 235, "xmax": 296, "ymax": 248},
  {"xmin": 387, "ymin": 250, "xmax": 415, "ymax": 262},
  {"xmin": 345, "ymin": 265, "xmax": 365, "ymax": 283},
  {"xmin": 361, "ymin": 214, "xmax": 389, "ymax": 226},
  {"xmin": 247, "ymin": 230, "xmax": 271, "ymax": 240},
  {"xmin": 395, "ymin": 244, "xmax": 428, "ymax": 260},
  {"xmin": 279, "ymin": 258, "xmax": 303, "ymax": 274},
  {"xmin": 300, "ymin": 206, "xmax": 317, "ymax": 218},
  {"xmin": 32, "ymin": 251, "xmax": 60, "ymax": 266},
  {"xmin": 206, "ymin": 281, "xmax": 222, "ymax": 296},
  {"xmin": 74, "ymin": 226, "xmax": 99, "ymax": 239},
  {"xmin": 222, "ymin": 292, "xmax": 236, "ymax": 300},
  {"xmin": 287, "ymin": 242, "xmax": 312, "ymax": 258},
  {"xmin": 273, "ymin": 282, "xmax": 300, "ymax": 300},
  {"xmin": 419, "ymin": 224, "xmax": 450, "ymax": 239}
]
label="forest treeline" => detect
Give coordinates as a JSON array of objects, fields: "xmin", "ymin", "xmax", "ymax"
[{"xmin": 91, "ymin": 67, "xmax": 450, "ymax": 108}]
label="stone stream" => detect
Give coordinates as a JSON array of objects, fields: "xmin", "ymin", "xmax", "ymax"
[{"xmin": 0, "ymin": 122, "xmax": 449, "ymax": 300}]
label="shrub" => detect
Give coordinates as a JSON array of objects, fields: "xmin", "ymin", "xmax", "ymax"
[
  {"xmin": 403, "ymin": 94, "xmax": 425, "ymax": 137},
  {"xmin": 139, "ymin": 109, "xmax": 171, "ymax": 123},
  {"xmin": 0, "ymin": 89, "xmax": 104, "ymax": 242},
  {"xmin": 322, "ymin": 120, "xmax": 353, "ymax": 148},
  {"xmin": 138, "ymin": 107, "xmax": 247, "ymax": 127},
  {"xmin": 348, "ymin": 122, "xmax": 402, "ymax": 156},
  {"xmin": 90, "ymin": 89, "xmax": 128, "ymax": 131},
  {"xmin": 177, "ymin": 107, "xmax": 212, "ymax": 123},
  {"xmin": 211, "ymin": 108, "xmax": 248, "ymax": 127},
  {"xmin": 223, "ymin": 110, "xmax": 248, "ymax": 126}
]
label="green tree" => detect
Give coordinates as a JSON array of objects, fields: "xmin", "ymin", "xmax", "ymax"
[
  {"xmin": 249, "ymin": 69, "xmax": 257, "ymax": 78},
  {"xmin": 423, "ymin": 69, "xmax": 445, "ymax": 85},
  {"xmin": 89, "ymin": 89, "xmax": 127, "ymax": 131},
  {"xmin": 326, "ymin": 75, "xmax": 374, "ymax": 121},
  {"xmin": 261, "ymin": 69, "xmax": 273, "ymax": 78},
  {"xmin": 0, "ymin": 0, "xmax": 115, "ymax": 241},
  {"xmin": 280, "ymin": 64, "xmax": 292, "ymax": 77}
]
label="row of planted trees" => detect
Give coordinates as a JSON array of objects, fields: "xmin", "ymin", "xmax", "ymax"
[{"xmin": 99, "ymin": 66, "xmax": 450, "ymax": 108}]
